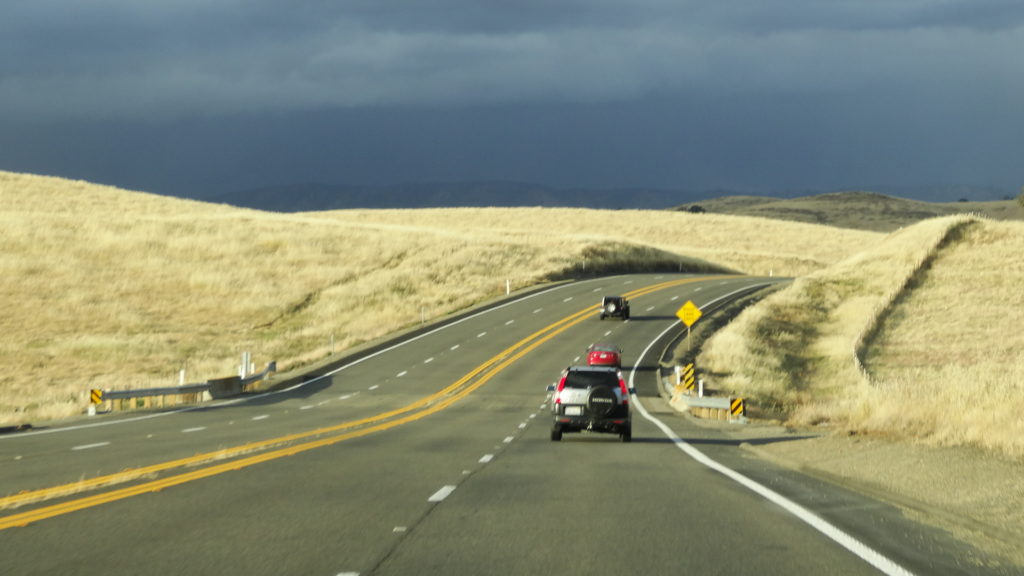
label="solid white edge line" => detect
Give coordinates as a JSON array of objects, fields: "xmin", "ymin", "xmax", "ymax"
[
  {"xmin": 428, "ymin": 485, "xmax": 457, "ymax": 502},
  {"xmin": 628, "ymin": 282, "xmax": 914, "ymax": 576}
]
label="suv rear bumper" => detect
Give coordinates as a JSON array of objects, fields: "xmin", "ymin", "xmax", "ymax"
[{"xmin": 554, "ymin": 415, "xmax": 630, "ymax": 434}]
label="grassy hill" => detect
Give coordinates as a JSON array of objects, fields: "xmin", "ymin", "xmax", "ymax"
[
  {"xmin": 0, "ymin": 171, "xmax": 875, "ymax": 425},
  {"xmin": 676, "ymin": 191, "xmax": 1024, "ymax": 232}
]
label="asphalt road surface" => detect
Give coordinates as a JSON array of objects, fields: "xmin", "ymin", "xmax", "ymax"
[{"xmin": 0, "ymin": 274, "xmax": 1003, "ymax": 575}]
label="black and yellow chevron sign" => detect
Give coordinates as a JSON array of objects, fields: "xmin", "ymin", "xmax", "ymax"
[
  {"xmin": 90, "ymin": 389, "xmax": 103, "ymax": 405},
  {"xmin": 730, "ymin": 397, "xmax": 745, "ymax": 416},
  {"xmin": 682, "ymin": 363, "xmax": 696, "ymax": 390}
]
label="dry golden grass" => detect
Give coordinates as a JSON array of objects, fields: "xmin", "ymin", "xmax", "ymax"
[
  {"xmin": 0, "ymin": 171, "xmax": 875, "ymax": 425},
  {"xmin": 859, "ymin": 220, "xmax": 1024, "ymax": 457},
  {"xmin": 701, "ymin": 213, "xmax": 1024, "ymax": 459}
]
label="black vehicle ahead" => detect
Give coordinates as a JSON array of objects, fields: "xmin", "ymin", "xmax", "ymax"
[
  {"xmin": 547, "ymin": 365, "xmax": 633, "ymax": 442},
  {"xmin": 599, "ymin": 296, "xmax": 630, "ymax": 320}
]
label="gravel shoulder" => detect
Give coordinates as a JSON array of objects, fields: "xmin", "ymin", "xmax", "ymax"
[{"xmin": 723, "ymin": 420, "xmax": 1024, "ymax": 569}]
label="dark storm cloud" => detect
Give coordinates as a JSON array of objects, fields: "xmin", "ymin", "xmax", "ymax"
[
  {"xmin": 4, "ymin": 0, "xmax": 1022, "ymax": 119},
  {"xmin": 1, "ymin": 1, "xmax": 1021, "ymax": 196}
]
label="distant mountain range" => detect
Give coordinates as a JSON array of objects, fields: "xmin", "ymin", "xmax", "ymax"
[
  {"xmin": 211, "ymin": 181, "xmax": 1019, "ymax": 218},
  {"xmin": 671, "ymin": 191, "xmax": 1023, "ymax": 232},
  {"xmin": 212, "ymin": 181, "xmax": 700, "ymax": 212}
]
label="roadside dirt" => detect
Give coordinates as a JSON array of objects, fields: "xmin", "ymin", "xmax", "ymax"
[{"xmin": 727, "ymin": 421, "xmax": 1024, "ymax": 571}]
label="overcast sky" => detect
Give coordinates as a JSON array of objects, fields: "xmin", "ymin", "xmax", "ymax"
[{"xmin": 2, "ymin": 0, "xmax": 1022, "ymax": 201}]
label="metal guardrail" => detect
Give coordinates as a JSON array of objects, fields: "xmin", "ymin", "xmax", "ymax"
[
  {"xmin": 98, "ymin": 382, "xmax": 212, "ymax": 401},
  {"xmin": 90, "ymin": 362, "xmax": 276, "ymax": 413}
]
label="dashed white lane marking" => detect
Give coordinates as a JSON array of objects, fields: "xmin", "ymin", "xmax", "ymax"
[
  {"xmin": 424, "ymin": 357, "xmax": 434, "ymax": 364},
  {"xmin": 533, "ymin": 308, "xmax": 543, "ymax": 314},
  {"xmin": 646, "ymin": 306, "xmax": 656, "ymax": 312},
  {"xmin": 339, "ymin": 394, "xmax": 353, "ymax": 400},
  {"xmin": 428, "ymin": 485, "xmax": 457, "ymax": 502},
  {"xmin": 368, "ymin": 385, "xmax": 380, "ymax": 391},
  {"xmin": 592, "ymin": 288, "xmax": 602, "ymax": 292},
  {"xmin": 182, "ymin": 427, "xmax": 206, "ymax": 433},
  {"xmin": 72, "ymin": 442, "xmax": 110, "ymax": 451},
  {"xmin": 479, "ymin": 454, "xmax": 494, "ymax": 463},
  {"xmin": 252, "ymin": 415, "xmax": 270, "ymax": 421},
  {"xmin": 573, "ymin": 356, "xmax": 582, "ymax": 363},
  {"xmin": 318, "ymin": 401, "xmax": 329, "ymax": 406},
  {"xmin": 393, "ymin": 527, "xmax": 407, "ymax": 533},
  {"xmin": 503, "ymin": 436, "xmax": 514, "ymax": 444},
  {"xmin": 518, "ymin": 423, "xmax": 527, "ymax": 429},
  {"xmin": 695, "ymin": 287, "xmax": 703, "ymax": 292},
  {"xmin": 623, "ymin": 280, "xmax": 634, "ymax": 284},
  {"xmin": 505, "ymin": 320, "xmax": 515, "ymax": 325},
  {"xmin": 477, "ymin": 332, "xmax": 487, "ymax": 338},
  {"xmin": 563, "ymin": 297, "xmax": 573, "ymax": 302},
  {"xmin": 300, "ymin": 405, "xmax": 314, "ymax": 410},
  {"xmin": 451, "ymin": 344, "xmax": 460, "ymax": 351},
  {"xmin": 604, "ymin": 330, "xmax": 612, "ymax": 336},
  {"xmin": 529, "ymin": 413, "xmax": 537, "ymax": 419},
  {"xmin": 336, "ymin": 572, "xmax": 360, "ymax": 576},
  {"xmin": 396, "ymin": 371, "xmax": 408, "ymax": 378},
  {"xmin": 670, "ymin": 295, "xmax": 679, "ymax": 301}
]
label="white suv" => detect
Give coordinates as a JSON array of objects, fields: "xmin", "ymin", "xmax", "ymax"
[{"xmin": 547, "ymin": 365, "xmax": 633, "ymax": 442}]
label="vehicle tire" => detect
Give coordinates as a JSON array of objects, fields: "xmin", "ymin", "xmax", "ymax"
[
  {"xmin": 586, "ymin": 386, "xmax": 617, "ymax": 417},
  {"xmin": 551, "ymin": 427, "xmax": 562, "ymax": 441},
  {"xmin": 620, "ymin": 426, "xmax": 632, "ymax": 443}
]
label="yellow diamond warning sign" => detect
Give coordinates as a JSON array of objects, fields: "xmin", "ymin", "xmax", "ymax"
[{"xmin": 676, "ymin": 300, "xmax": 702, "ymax": 327}]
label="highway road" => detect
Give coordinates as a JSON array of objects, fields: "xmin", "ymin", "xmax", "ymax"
[{"xmin": 0, "ymin": 274, "xmax": 1003, "ymax": 575}]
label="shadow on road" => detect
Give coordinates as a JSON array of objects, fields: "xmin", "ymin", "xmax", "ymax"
[{"xmin": 630, "ymin": 435, "xmax": 819, "ymax": 446}]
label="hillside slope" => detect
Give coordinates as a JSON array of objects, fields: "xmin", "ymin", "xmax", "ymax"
[{"xmin": 676, "ymin": 191, "xmax": 1023, "ymax": 232}]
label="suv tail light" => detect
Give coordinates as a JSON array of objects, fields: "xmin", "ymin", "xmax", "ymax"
[
  {"xmin": 618, "ymin": 376, "xmax": 629, "ymax": 405},
  {"xmin": 554, "ymin": 375, "xmax": 567, "ymax": 404}
]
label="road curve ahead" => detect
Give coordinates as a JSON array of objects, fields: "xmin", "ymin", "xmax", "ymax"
[{"xmin": 0, "ymin": 274, "xmax": 1004, "ymax": 575}]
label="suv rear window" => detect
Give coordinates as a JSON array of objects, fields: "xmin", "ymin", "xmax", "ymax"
[{"xmin": 564, "ymin": 370, "xmax": 618, "ymax": 389}]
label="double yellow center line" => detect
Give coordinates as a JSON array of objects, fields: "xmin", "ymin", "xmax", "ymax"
[{"xmin": 0, "ymin": 277, "xmax": 712, "ymax": 530}]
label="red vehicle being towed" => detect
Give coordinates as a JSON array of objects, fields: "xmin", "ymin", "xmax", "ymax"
[{"xmin": 586, "ymin": 344, "xmax": 622, "ymax": 368}]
